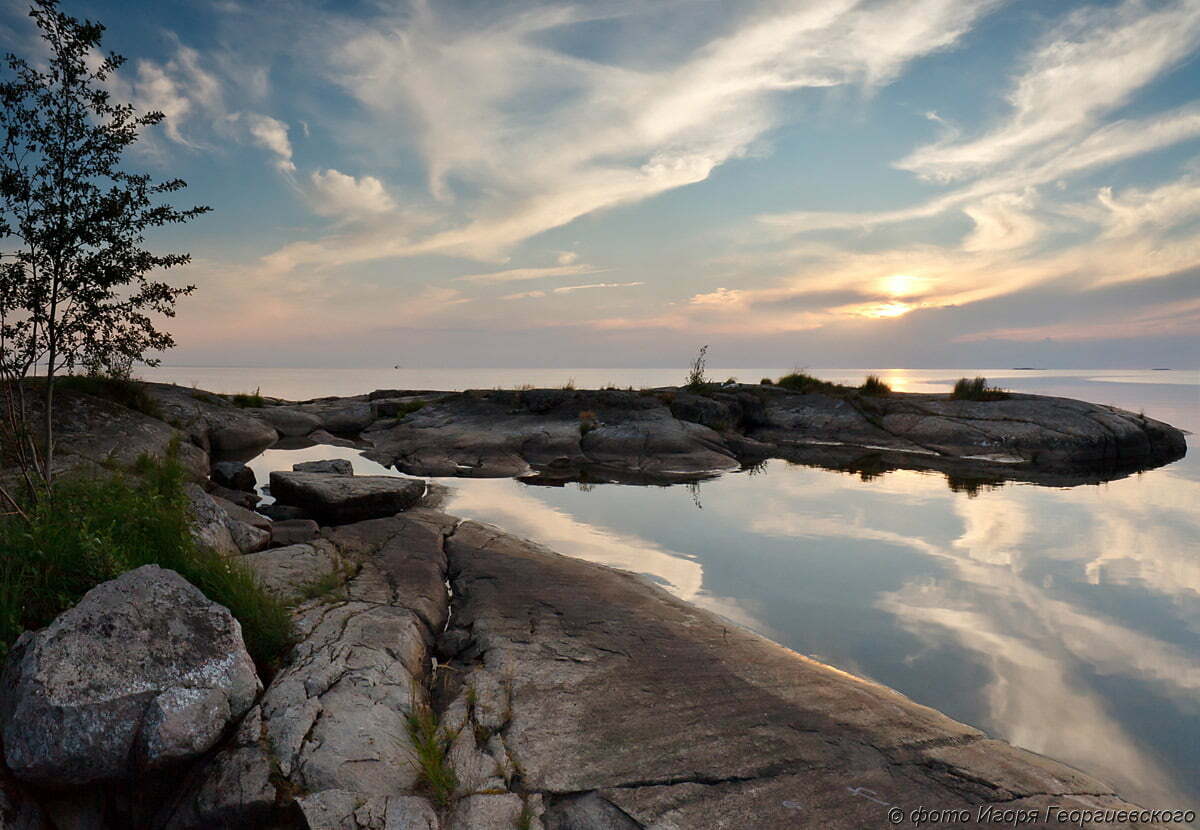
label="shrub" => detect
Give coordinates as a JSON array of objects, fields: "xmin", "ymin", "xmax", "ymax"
[
  {"xmin": 229, "ymin": 387, "xmax": 265, "ymax": 408},
  {"xmin": 0, "ymin": 449, "xmax": 293, "ymax": 674},
  {"xmin": 859, "ymin": 375, "xmax": 891, "ymax": 396},
  {"xmin": 58, "ymin": 373, "xmax": 162, "ymax": 419},
  {"xmin": 776, "ymin": 370, "xmax": 838, "ymax": 394},
  {"xmin": 951, "ymin": 377, "xmax": 1009, "ymax": 401},
  {"xmin": 760, "ymin": 378, "xmax": 773, "ymax": 385}
]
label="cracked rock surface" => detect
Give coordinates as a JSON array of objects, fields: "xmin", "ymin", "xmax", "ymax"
[{"xmin": 436, "ymin": 519, "xmax": 1171, "ymax": 829}]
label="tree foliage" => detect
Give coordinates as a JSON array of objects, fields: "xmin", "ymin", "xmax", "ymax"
[{"xmin": 0, "ymin": 0, "xmax": 208, "ymax": 490}]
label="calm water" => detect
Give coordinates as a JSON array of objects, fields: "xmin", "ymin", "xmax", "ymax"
[{"xmin": 193, "ymin": 367, "xmax": 1200, "ymax": 811}]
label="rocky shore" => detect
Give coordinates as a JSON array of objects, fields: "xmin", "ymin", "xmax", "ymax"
[{"xmin": 0, "ymin": 380, "xmax": 1189, "ymax": 828}]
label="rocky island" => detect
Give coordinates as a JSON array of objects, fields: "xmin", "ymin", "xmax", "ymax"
[{"xmin": 0, "ymin": 378, "xmax": 1188, "ymax": 829}]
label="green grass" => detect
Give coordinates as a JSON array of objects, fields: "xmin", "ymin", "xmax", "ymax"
[
  {"xmin": 407, "ymin": 702, "xmax": 458, "ymax": 809},
  {"xmin": 951, "ymin": 376, "xmax": 1010, "ymax": 401},
  {"xmin": 228, "ymin": 387, "xmax": 265, "ymax": 408},
  {"xmin": 57, "ymin": 373, "xmax": 162, "ymax": 418},
  {"xmin": 0, "ymin": 447, "xmax": 293, "ymax": 675},
  {"xmin": 858, "ymin": 375, "xmax": 891, "ymax": 396}
]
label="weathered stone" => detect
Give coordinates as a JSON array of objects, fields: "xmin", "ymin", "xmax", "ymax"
[
  {"xmin": 185, "ymin": 484, "xmax": 238, "ymax": 557},
  {"xmin": 211, "ymin": 495, "xmax": 271, "ymax": 530},
  {"xmin": 296, "ymin": 790, "xmax": 438, "ymax": 830},
  {"xmin": 260, "ymin": 590, "xmax": 430, "ymax": 795},
  {"xmin": 0, "ymin": 566, "xmax": 260, "ymax": 787},
  {"xmin": 447, "ymin": 794, "xmax": 525, "ymax": 830},
  {"xmin": 157, "ymin": 706, "xmax": 280, "ymax": 829},
  {"xmin": 0, "ymin": 762, "xmax": 45, "ymax": 830},
  {"xmin": 254, "ymin": 406, "xmax": 323, "ymax": 438},
  {"xmin": 210, "ymin": 460, "xmax": 256, "ymax": 492},
  {"xmin": 29, "ymin": 384, "xmax": 209, "ymax": 482},
  {"xmin": 239, "ymin": 541, "xmax": 344, "ymax": 602},
  {"xmin": 270, "ymin": 518, "xmax": 321, "ymax": 547},
  {"xmin": 293, "ymin": 459, "xmax": 354, "ymax": 476},
  {"xmin": 142, "ymin": 383, "xmax": 278, "ymax": 453},
  {"xmin": 209, "ymin": 484, "xmax": 260, "ymax": 510},
  {"xmin": 228, "ymin": 519, "xmax": 270, "ymax": 554},
  {"xmin": 438, "ymin": 519, "xmax": 1158, "ymax": 829},
  {"xmin": 290, "ymin": 400, "xmax": 375, "ymax": 435},
  {"xmin": 259, "ymin": 502, "xmax": 310, "ymax": 522},
  {"xmin": 269, "ymin": 471, "xmax": 426, "ymax": 524},
  {"xmin": 308, "ymin": 429, "xmax": 363, "ymax": 449},
  {"xmin": 357, "ymin": 384, "xmax": 1186, "ymax": 486}
]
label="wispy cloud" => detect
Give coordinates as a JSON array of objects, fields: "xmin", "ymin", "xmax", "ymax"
[
  {"xmin": 455, "ymin": 264, "xmax": 605, "ymax": 284},
  {"xmin": 253, "ymin": 0, "xmax": 1000, "ymax": 273},
  {"xmin": 897, "ymin": 0, "xmax": 1200, "ymax": 182}
]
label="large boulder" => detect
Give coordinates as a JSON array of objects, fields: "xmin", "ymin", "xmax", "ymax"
[
  {"xmin": 141, "ymin": 384, "xmax": 278, "ymax": 453},
  {"xmin": 0, "ymin": 566, "xmax": 261, "ymax": 788},
  {"xmin": 209, "ymin": 460, "xmax": 255, "ymax": 492},
  {"xmin": 269, "ymin": 471, "xmax": 425, "ymax": 524},
  {"xmin": 252, "ymin": 406, "xmax": 322, "ymax": 438},
  {"xmin": 293, "ymin": 459, "xmax": 353, "ymax": 476}
]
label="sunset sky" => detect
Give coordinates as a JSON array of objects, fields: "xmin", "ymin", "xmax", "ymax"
[{"xmin": 4, "ymin": 0, "xmax": 1199, "ymax": 368}]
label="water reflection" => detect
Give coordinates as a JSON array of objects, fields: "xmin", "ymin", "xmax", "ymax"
[{"xmin": 239, "ymin": 372, "xmax": 1199, "ymax": 812}]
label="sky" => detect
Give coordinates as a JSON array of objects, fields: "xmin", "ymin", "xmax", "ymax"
[{"xmin": 3, "ymin": 0, "xmax": 1200, "ymax": 369}]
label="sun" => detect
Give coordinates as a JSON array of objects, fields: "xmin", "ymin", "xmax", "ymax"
[{"xmin": 879, "ymin": 273, "xmax": 924, "ymax": 297}]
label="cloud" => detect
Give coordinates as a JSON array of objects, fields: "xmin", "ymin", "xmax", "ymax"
[
  {"xmin": 257, "ymin": 0, "xmax": 1000, "ymax": 272},
  {"xmin": 309, "ymin": 169, "xmax": 396, "ymax": 218},
  {"xmin": 455, "ymin": 264, "xmax": 604, "ymax": 284},
  {"xmin": 236, "ymin": 112, "xmax": 295, "ymax": 172},
  {"xmin": 552, "ymin": 281, "xmax": 644, "ymax": 294},
  {"xmin": 961, "ymin": 190, "xmax": 1042, "ymax": 252},
  {"xmin": 897, "ymin": 0, "xmax": 1200, "ymax": 182}
]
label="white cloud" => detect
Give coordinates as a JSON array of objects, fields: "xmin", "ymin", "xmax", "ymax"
[
  {"xmin": 309, "ymin": 169, "xmax": 396, "ymax": 217},
  {"xmin": 898, "ymin": 0, "xmax": 1200, "ymax": 182},
  {"xmin": 259, "ymin": 0, "xmax": 1000, "ymax": 273},
  {"xmin": 961, "ymin": 190, "xmax": 1042, "ymax": 252},
  {"xmin": 238, "ymin": 112, "xmax": 294, "ymax": 173},
  {"xmin": 455, "ymin": 264, "xmax": 604, "ymax": 284},
  {"xmin": 552, "ymin": 281, "xmax": 644, "ymax": 294}
]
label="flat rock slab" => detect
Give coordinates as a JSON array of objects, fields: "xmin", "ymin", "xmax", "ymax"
[
  {"xmin": 438, "ymin": 520, "xmax": 1167, "ymax": 830},
  {"xmin": 270, "ymin": 471, "xmax": 426, "ymax": 524},
  {"xmin": 359, "ymin": 385, "xmax": 1186, "ymax": 486},
  {"xmin": 0, "ymin": 566, "xmax": 260, "ymax": 788}
]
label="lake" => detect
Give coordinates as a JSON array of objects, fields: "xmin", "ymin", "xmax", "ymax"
[{"xmin": 156, "ymin": 366, "xmax": 1199, "ymax": 812}]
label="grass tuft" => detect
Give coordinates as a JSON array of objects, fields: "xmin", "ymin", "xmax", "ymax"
[
  {"xmin": 0, "ymin": 446, "xmax": 294, "ymax": 675},
  {"xmin": 58, "ymin": 373, "xmax": 162, "ymax": 418},
  {"xmin": 407, "ymin": 702, "xmax": 458, "ymax": 809},
  {"xmin": 228, "ymin": 387, "xmax": 265, "ymax": 408},
  {"xmin": 776, "ymin": 370, "xmax": 841, "ymax": 394},
  {"xmin": 859, "ymin": 375, "xmax": 891, "ymax": 396},
  {"xmin": 951, "ymin": 376, "xmax": 1010, "ymax": 401},
  {"xmin": 685, "ymin": 344, "xmax": 709, "ymax": 389}
]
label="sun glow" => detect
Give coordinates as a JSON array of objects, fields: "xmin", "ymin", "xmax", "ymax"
[
  {"xmin": 879, "ymin": 273, "xmax": 926, "ymax": 297},
  {"xmin": 869, "ymin": 301, "xmax": 912, "ymax": 318}
]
